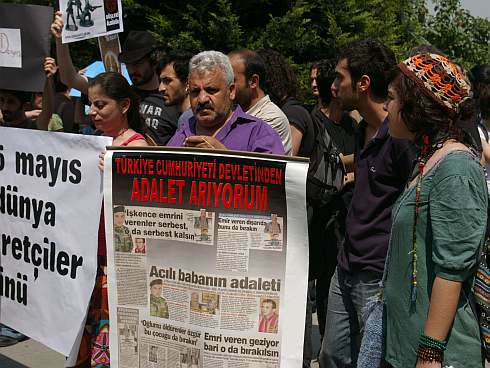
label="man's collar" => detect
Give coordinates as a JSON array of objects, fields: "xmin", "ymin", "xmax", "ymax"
[
  {"xmin": 359, "ymin": 117, "xmax": 389, "ymax": 141},
  {"xmin": 375, "ymin": 118, "xmax": 389, "ymax": 140},
  {"xmin": 262, "ymin": 313, "xmax": 276, "ymax": 321},
  {"xmin": 247, "ymin": 94, "xmax": 270, "ymax": 115},
  {"xmin": 183, "ymin": 105, "xmax": 254, "ymax": 138}
]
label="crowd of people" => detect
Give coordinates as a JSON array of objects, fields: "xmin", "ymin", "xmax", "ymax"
[{"xmin": 1, "ymin": 9, "xmax": 490, "ymax": 368}]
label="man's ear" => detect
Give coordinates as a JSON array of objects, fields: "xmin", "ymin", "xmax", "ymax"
[
  {"xmin": 358, "ymin": 75, "xmax": 371, "ymax": 93},
  {"xmin": 229, "ymin": 82, "xmax": 236, "ymax": 101},
  {"xmin": 248, "ymin": 74, "xmax": 260, "ymax": 90},
  {"xmin": 120, "ymin": 98, "xmax": 131, "ymax": 115}
]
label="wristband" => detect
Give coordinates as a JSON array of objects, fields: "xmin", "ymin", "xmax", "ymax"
[
  {"xmin": 419, "ymin": 334, "xmax": 447, "ymax": 351},
  {"xmin": 416, "ymin": 346, "xmax": 444, "ymax": 363}
]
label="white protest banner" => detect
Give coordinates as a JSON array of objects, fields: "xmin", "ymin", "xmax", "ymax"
[
  {"xmin": 0, "ymin": 127, "xmax": 112, "ymax": 356},
  {"xmin": 60, "ymin": 0, "xmax": 124, "ymax": 44},
  {"xmin": 0, "ymin": 28, "xmax": 22, "ymax": 68},
  {"xmin": 104, "ymin": 148, "xmax": 309, "ymax": 368}
]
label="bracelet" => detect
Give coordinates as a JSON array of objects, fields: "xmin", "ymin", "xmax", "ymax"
[
  {"xmin": 416, "ymin": 346, "xmax": 444, "ymax": 363},
  {"xmin": 419, "ymin": 334, "xmax": 447, "ymax": 351}
]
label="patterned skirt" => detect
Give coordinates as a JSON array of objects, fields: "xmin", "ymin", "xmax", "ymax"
[{"xmin": 71, "ymin": 255, "xmax": 110, "ymax": 368}]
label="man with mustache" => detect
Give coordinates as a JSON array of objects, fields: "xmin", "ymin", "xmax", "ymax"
[
  {"xmin": 166, "ymin": 51, "xmax": 284, "ymax": 154},
  {"xmin": 51, "ymin": 13, "xmax": 179, "ymax": 144}
]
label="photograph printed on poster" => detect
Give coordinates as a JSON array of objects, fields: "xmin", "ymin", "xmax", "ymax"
[
  {"xmin": 148, "ymin": 278, "xmax": 169, "ymax": 319},
  {"xmin": 258, "ymin": 297, "xmax": 279, "ymax": 334},
  {"xmin": 113, "ymin": 205, "xmax": 133, "ymax": 253},
  {"xmin": 189, "ymin": 291, "xmax": 220, "ymax": 315},
  {"xmin": 64, "ymin": 0, "xmax": 103, "ymax": 32}
]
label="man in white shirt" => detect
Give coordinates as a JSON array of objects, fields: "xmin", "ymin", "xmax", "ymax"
[{"xmin": 228, "ymin": 49, "xmax": 292, "ymax": 155}]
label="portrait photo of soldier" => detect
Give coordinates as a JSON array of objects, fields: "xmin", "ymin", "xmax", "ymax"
[
  {"xmin": 113, "ymin": 205, "xmax": 133, "ymax": 252},
  {"xmin": 149, "ymin": 279, "xmax": 169, "ymax": 319}
]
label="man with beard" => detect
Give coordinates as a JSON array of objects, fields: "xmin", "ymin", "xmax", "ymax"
[
  {"xmin": 51, "ymin": 13, "xmax": 179, "ymax": 144},
  {"xmin": 167, "ymin": 50, "xmax": 284, "ymax": 155},
  {"xmin": 0, "ymin": 90, "xmax": 37, "ymax": 129},
  {"xmin": 156, "ymin": 51, "xmax": 194, "ymax": 128},
  {"xmin": 228, "ymin": 49, "xmax": 292, "ymax": 155},
  {"xmin": 318, "ymin": 39, "xmax": 415, "ymax": 368}
]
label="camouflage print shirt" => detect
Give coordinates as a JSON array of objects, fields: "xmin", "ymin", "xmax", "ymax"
[
  {"xmin": 114, "ymin": 225, "xmax": 133, "ymax": 252},
  {"xmin": 150, "ymin": 294, "xmax": 169, "ymax": 318}
]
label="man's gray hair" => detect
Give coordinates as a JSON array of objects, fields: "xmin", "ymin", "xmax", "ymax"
[{"xmin": 189, "ymin": 51, "xmax": 234, "ymax": 86}]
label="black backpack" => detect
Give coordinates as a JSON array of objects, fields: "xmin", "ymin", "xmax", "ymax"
[{"xmin": 306, "ymin": 117, "xmax": 346, "ymax": 208}]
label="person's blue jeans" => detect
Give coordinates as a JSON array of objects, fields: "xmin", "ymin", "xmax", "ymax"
[{"xmin": 319, "ymin": 266, "xmax": 381, "ymax": 368}]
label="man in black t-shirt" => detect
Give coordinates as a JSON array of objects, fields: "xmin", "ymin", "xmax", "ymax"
[
  {"xmin": 118, "ymin": 31, "xmax": 179, "ymax": 144},
  {"xmin": 51, "ymin": 14, "xmax": 179, "ymax": 144},
  {"xmin": 0, "ymin": 90, "xmax": 37, "ymax": 130},
  {"xmin": 311, "ymin": 59, "xmax": 357, "ymax": 170}
]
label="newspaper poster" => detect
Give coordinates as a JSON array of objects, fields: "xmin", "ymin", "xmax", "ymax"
[
  {"xmin": 0, "ymin": 3, "xmax": 52, "ymax": 92},
  {"xmin": 60, "ymin": 0, "xmax": 123, "ymax": 44},
  {"xmin": 99, "ymin": 33, "xmax": 121, "ymax": 72},
  {"xmin": 0, "ymin": 127, "xmax": 112, "ymax": 355},
  {"xmin": 105, "ymin": 148, "xmax": 309, "ymax": 368}
]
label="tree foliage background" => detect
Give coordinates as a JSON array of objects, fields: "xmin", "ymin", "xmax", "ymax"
[{"xmin": 7, "ymin": 0, "xmax": 490, "ymax": 97}]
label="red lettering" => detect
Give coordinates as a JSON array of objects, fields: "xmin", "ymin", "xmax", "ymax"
[
  {"xmin": 140, "ymin": 178, "xmax": 150, "ymax": 202},
  {"xmin": 242, "ymin": 166, "xmax": 249, "ymax": 182},
  {"xmin": 256, "ymin": 186, "xmax": 268, "ymax": 210},
  {"xmin": 222, "ymin": 183, "xmax": 232, "ymax": 209},
  {"xmin": 198, "ymin": 181, "xmax": 207, "ymax": 205},
  {"xmin": 189, "ymin": 181, "xmax": 198, "ymax": 206},
  {"xmin": 245, "ymin": 185, "xmax": 254, "ymax": 209},
  {"xmin": 175, "ymin": 180, "xmax": 185, "ymax": 204},
  {"xmin": 212, "ymin": 182, "xmax": 223, "ymax": 207},
  {"xmin": 234, "ymin": 184, "xmax": 243, "ymax": 208},
  {"xmin": 131, "ymin": 178, "xmax": 140, "ymax": 201},
  {"xmin": 114, "ymin": 158, "xmax": 121, "ymax": 174},
  {"xmin": 150, "ymin": 179, "xmax": 159, "ymax": 202},
  {"xmin": 158, "ymin": 179, "xmax": 167, "ymax": 202},
  {"xmin": 167, "ymin": 179, "xmax": 177, "ymax": 204}
]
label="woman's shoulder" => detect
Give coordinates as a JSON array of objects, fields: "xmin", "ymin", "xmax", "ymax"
[
  {"xmin": 122, "ymin": 131, "xmax": 148, "ymax": 147},
  {"xmin": 431, "ymin": 148, "xmax": 484, "ymax": 187}
]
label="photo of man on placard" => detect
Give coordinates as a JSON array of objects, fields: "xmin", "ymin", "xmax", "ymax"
[
  {"xmin": 258, "ymin": 298, "xmax": 279, "ymax": 334},
  {"xmin": 149, "ymin": 279, "xmax": 169, "ymax": 319}
]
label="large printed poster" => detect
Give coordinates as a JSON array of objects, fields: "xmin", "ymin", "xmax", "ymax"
[{"xmin": 105, "ymin": 148, "xmax": 309, "ymax": 368}]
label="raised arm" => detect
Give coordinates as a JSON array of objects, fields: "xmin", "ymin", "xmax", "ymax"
[
  {"xmin": 51, "ymin": 11, "xmax": 89, "ymax": 94},
  {"xmin": 36, "ymin": 57, "xmax": 57, "ymax": 131}
]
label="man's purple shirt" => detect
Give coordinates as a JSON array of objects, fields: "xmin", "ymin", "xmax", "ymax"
[{"xmin": 166, "ymin": 105, "xmax": 285, "ymax": 155}]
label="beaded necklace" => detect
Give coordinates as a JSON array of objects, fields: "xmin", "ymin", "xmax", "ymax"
[{"xmin": 410, "ymin": 135, "xmax": 445, "ymax": 304}]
